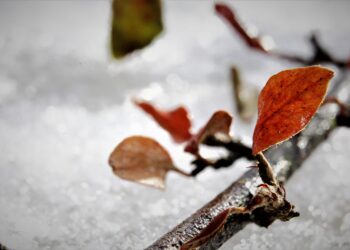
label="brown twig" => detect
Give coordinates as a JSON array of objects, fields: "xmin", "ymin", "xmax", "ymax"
[
  {"xmin": 180, "ymin": 151, "xmax": 298, "ymax": 250},
  {"xmin": 146, "ymin": 82, "xmax": 349, "ymax": 249},
  {"xmin": 231, "ymin": 67, "xmax": 244, "ymax": 117},
  {"xmin": 215, "ymin": 3, "xmax": 349, "ymax": 68},
  {"xmin": 190, "ymin": 136, "xmax": 254, "ymax": 176},
  {"xmin": 323, "ymin": 96, "xmax": 350, "ymax": 127},
  {"xmin": 230, "ymin": 67, "xmax": 257, "ymax": 121},
  {"xmin": 0, "ymin": 243, "xmax": 10, "ymax": 250}
]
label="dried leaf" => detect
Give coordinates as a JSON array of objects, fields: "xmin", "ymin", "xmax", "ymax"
[
  {"xmin": 181, "ymin": 208, "xmax": 231, "ymax": 250},
  {"xmin": 252, "ymin": 66, "xmax": 334, "ymax": 155},
  {"xmin": 135, "ymin": 100, "xmax": 192, "ymax": 143},
  {"xmin": 111, "ymin": 0, "xmax": 163, "ymax": 58},
  {"xmin": 185, "ymin": 111, "xmax": 232, "ymax": 154},
  {"xmin": 231, "ymin": 67, "xmax": 258, "ymax": 121},
  {"xmin": 215, "ymin": 3, "xmax": 268, "ymax": 53},
  {"xmin": 109, "ymin": 136, "xmax": 187, "ymax": 189}
]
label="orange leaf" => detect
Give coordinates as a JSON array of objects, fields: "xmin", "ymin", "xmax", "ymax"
[
  {"xmin": 109, "ymin": 136, "xmax": 187, "ymax": 189},
  {"xmin": 185, "ymin": 111, "xmax": 232, "ymax": 154},
  {"xmin": 135, "ymin": 100, "xmax": 192, "ymax": 143},
  {"xmin": 252, "ymin": 66, "xmax": 334, "ymax": 155}
]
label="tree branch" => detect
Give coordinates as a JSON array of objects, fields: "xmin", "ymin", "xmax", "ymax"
[
  {"xmin": 0, "ymin": 243, "xmax": 10, "ymax": 250},
  {"xmin": 146, "ymin": 74, "xmax": 349, "ymax": 250}
]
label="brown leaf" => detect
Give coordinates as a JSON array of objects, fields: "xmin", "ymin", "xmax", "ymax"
[
  {"xmin": 135, "ymin": 100, "xmax": 192, "ymax": 143},
  {"xmin": 111, "ymin": 0, "xmax": 163, "ymax": 58},
  {"xmin": 252, "ymin": 66, "xmax": 334, "ymax": 155},
  {"xmin": 180, "ymin": 208, "xmax": 231, "ymax": 250},
  {"xmin": 109, "ymin": 136, "xmax": 187, "ymax": 189},
  {"xmin": 185, "ymin": 111, "xmax": 232, "ymax": 154}
]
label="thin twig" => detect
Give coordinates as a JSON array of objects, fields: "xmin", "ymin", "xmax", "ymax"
[
  {"xmin": 190, "ymin": 137, "xmax": 254, "ymax": 176},
  {"xmin": 216, "ymin": 3, "xmax": 349, "ymax": 68}
]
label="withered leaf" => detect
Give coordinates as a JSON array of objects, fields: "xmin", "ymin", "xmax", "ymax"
[
  {"xmin": 111, "ymin": 0, "xmax": 163, "ymax": 58},
  {"xmin": 215, "ymin": 3, "xmax": 268, "ymax": 53},
  {"xmin": 180, "ymin": 208, "xmax": 231, "ymax": 250},
  {"xmin": 135, "ymin": 100, "xmax": 192, "ymax": 143},
  {"xmin": 185, "ymin": 111, "xmax": 232, "ymax": 154},
  {"xmin": 252, "ymin": 66, "xmax": 334, "ymax": 155},
  {"xmin": 109, "ymin": 136, "xmax": 187, "ymax": 189}
]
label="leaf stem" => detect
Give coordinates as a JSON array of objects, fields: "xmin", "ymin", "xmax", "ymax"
[
  {"xmin": 255, "ymin": 152, "xmax": 277, "ymax": 185},
  {"xmin": 172, "ymin": 167, "xmax": 191, "ymax": 177},
  {"xmin": 190, "ymin": 137, "xmax": 255, "ymax": 176}
]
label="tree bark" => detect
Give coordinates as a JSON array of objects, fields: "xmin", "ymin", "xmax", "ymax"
[{"xmin": 146, "ymin": 74, "xmax": 349, "ymax": 250}]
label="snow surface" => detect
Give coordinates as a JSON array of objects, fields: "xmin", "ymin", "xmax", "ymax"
[{"xmin": 0, "ymin": 1, "xmax": 349, "ymax": 250}]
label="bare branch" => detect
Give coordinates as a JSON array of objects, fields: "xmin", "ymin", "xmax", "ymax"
[{"xmin": 0, "ymin": 243, "xmax": 10, "ymax": 250}]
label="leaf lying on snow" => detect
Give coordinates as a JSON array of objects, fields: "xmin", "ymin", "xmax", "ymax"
[
  {"xmin": 111, "ymin": 0, "xmax": 163, "ymax": 58},
  {"xmin": 135, "ymin": 100, "xmax": 192, "ymax": 143},
  {"xmin": 252, "ymin": 66, "xmax": 334, "ymax": 155},
  {"xmin": 185, "ymin": 111, "xmax": 233, "ymax": 155},
  {"xmin": 109, "ymin": 136, "xmax": 188, "ymax": 189}
]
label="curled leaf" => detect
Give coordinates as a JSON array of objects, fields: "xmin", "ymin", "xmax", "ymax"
[
  {"xmin": 135, "ymin": 100, "xmax": 192, "ymax": 143},
  {"xmin": 181, "ymin": 208, "xmax": 231, "ymax": 250},
  {"xmin": 185, "ymin": 111, "xmax": 232, "ymax": 154},
  {"xmin": 109, "ymin": 136, "xmax": 187, "ymax": 189},
  {"xmin": 252, "ymin": 66, "xmax": 334, "ymax": 155},
  {"xmin": 181, "ymin": 206, "xmax": 248, "ymax": 249},
  {"xmin": 215, "ymin": 3, "xmax": 268, "ymax": 53},
  {"xmin": 111, "ymin": 0, "xmax": 163, "ymax": 58}
]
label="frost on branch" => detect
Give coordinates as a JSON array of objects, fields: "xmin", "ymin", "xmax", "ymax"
[{"xmin": 180, "ymin": 66, "xmax": 333, "ymax": 248}]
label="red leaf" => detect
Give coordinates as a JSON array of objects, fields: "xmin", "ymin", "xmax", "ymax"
[
  {"xmin": 109, "ymin": 136, "xmax": 187, "ymax": 189},
  {"xmin": 134, "ymin": 100, "xmax": 192, "ymax": 143},
  {"xmin": 252, "ymin": 66, "xmax": 334, "ymax": 155},
  {"xmin": 185, "ymin": 111, "xmax": 232, "ymax": 154},
  {"xmin": 215, "ymin": 3, "xmax": 267, "ymax": 53}
]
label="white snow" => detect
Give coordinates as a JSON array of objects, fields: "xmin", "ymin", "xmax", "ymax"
[{"xmin": 0, "ymin": 1, "xmax": 349, "ymax": 250}]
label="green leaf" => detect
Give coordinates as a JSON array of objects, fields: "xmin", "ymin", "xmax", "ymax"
[{"xmin": 111, "ymin": 0, "xmax": 163, "ymax": 58}]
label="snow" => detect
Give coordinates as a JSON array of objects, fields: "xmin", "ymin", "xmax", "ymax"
[
  {"xmin": 224, "ymin": 128, "xmax": 350, "ymax": 250},
  {"xmin": 0, "ymin": 1, "xmax": 349, "ymax": 250}
]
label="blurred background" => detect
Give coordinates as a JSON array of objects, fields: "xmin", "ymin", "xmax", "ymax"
[{"xmin": 0, "ymin": 1, "xmax": 350, "ymax": 249}]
